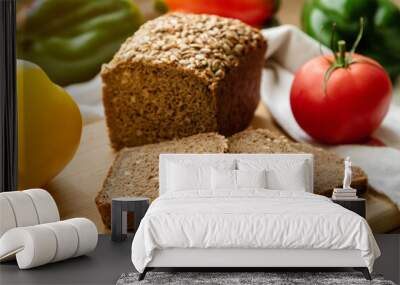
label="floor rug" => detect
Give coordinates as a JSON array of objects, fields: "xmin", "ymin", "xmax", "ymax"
[{"xmin": 116, "ymin": 271, "xmax": 395, "ymax": 285}]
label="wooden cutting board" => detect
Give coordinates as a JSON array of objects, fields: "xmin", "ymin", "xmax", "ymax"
[{"xmin": 46, "ymin": 103, "xmax": 400, "ymax": 234}]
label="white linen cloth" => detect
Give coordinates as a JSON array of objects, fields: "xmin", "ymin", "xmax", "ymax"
[
  {"xmin": 260, "ymin": 25, "xmax": 400, "ymax": 209},
  {"xmin": 65, "ymin": 25, "xmax": 400, "ymax": 208},
  {"xmin": 131, "ymin": 190, "xmax": 380, "ymax": 273}
]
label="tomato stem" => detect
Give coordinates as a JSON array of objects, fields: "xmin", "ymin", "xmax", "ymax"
[
  {"xmin": 350, "ymin": 18, "xmax": 365, "ymax": 56},
  {"xmin": 323, "ymin": 18, "xmax": 366, "ymax": 96},
  {"xmin": 337, "ymin": 40, "xmax": 347, "ymax": 67}
]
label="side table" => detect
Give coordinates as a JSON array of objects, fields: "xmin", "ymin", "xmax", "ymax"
[
  {"xmin": 111, "ymin": 197, "xmax": 150, "ymax": 242},
  {"xmin": 331, "ymin": 198, "xmax": 366, "ymax": 218}
]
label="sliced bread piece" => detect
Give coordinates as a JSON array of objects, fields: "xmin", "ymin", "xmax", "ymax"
[
  {"xmin": 228, "ymin": 128, "xmax": 368, "ymax": 195},
  {"xmin": 96, "ymin": 132, "xmax": 227, "ymax": 227}
]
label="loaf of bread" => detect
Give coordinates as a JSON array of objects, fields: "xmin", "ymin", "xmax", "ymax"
[
  {"xmin": 102, "ymin": 13, "xmax": 267, "ymax": 150},
  {"xmin": 95, "ymin": 132, "xmax": 227, "ymax": 227},
  {"xmin": 228, "ymin": 129, "xmax": 368, "ymax": 195}
]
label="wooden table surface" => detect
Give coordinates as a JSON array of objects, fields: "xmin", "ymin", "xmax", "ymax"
[{"xmin": 46, "ymin": 0, "xmax": 400, "ymax": 234}]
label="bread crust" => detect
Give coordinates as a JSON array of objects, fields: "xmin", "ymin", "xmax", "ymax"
[
  {"xmin": 215, "ymin": 42, "xmax": 266, "ymax": 136},
  {"xmin": 101, "ymin": 13, "xmax": 267, "ymax": 150}
]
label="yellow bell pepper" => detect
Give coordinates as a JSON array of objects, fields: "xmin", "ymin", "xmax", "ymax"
[{"xmin": 17, "ymin": 60, "xmax": 82, "ymax": 189}]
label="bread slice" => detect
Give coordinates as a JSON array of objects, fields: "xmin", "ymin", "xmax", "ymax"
[
  {"xmin": 228, "ymin": 128, "xmax": 368, "ymax": 195},
  {"xmin": 101, "ymin": 13, "xmax": 267, "ymax": 150},
  {"xmin": 95, "ymin": 132, "xmax": 227, "ymax": 227},
  {"xmin": 96, "ymin": 128, "xmax": 368, "ymax": 227}
]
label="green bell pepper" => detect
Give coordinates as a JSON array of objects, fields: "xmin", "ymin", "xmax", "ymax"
[
  {"xmin": 17, "ymin": 0, "xmax": 144, "ymax": 86},
  {"xmin": 302, "ymin": 0, "xmax": 400, "ymax": 81}
]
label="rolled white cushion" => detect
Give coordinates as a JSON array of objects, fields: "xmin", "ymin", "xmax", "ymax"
[
  {"xmin": 42, "ymin": 221, "xmax": 79, "ymax": 262},
  {"xmin": 24, "ymin": 189, "xmax": 60, "ymax": 223},
  {"xmin": 0, "ymin": 191, "xmax": 39, "ymax": 227},
  {"xmin": 63, "ymin": 218, "xmax": 98, "ymax": 257},
  {"xmin": 0, "ymin": 196, "xmax": 17, "ymax": 237},
  {"xmin": 0, "ymin": 226, "xmax": 57, "ymax": 269},
  {"xmin": 0, "ymin": 218, "xmax": 98, "ymax": 269}
]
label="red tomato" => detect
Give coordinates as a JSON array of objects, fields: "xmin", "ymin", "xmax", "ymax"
[
  {"xmin": 290, "ymin": 53, "xmax": 392, "ymax": 144},
  {"xmin": 163, "ymin": 0, "xmax": 278, "ymax": 26}
]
